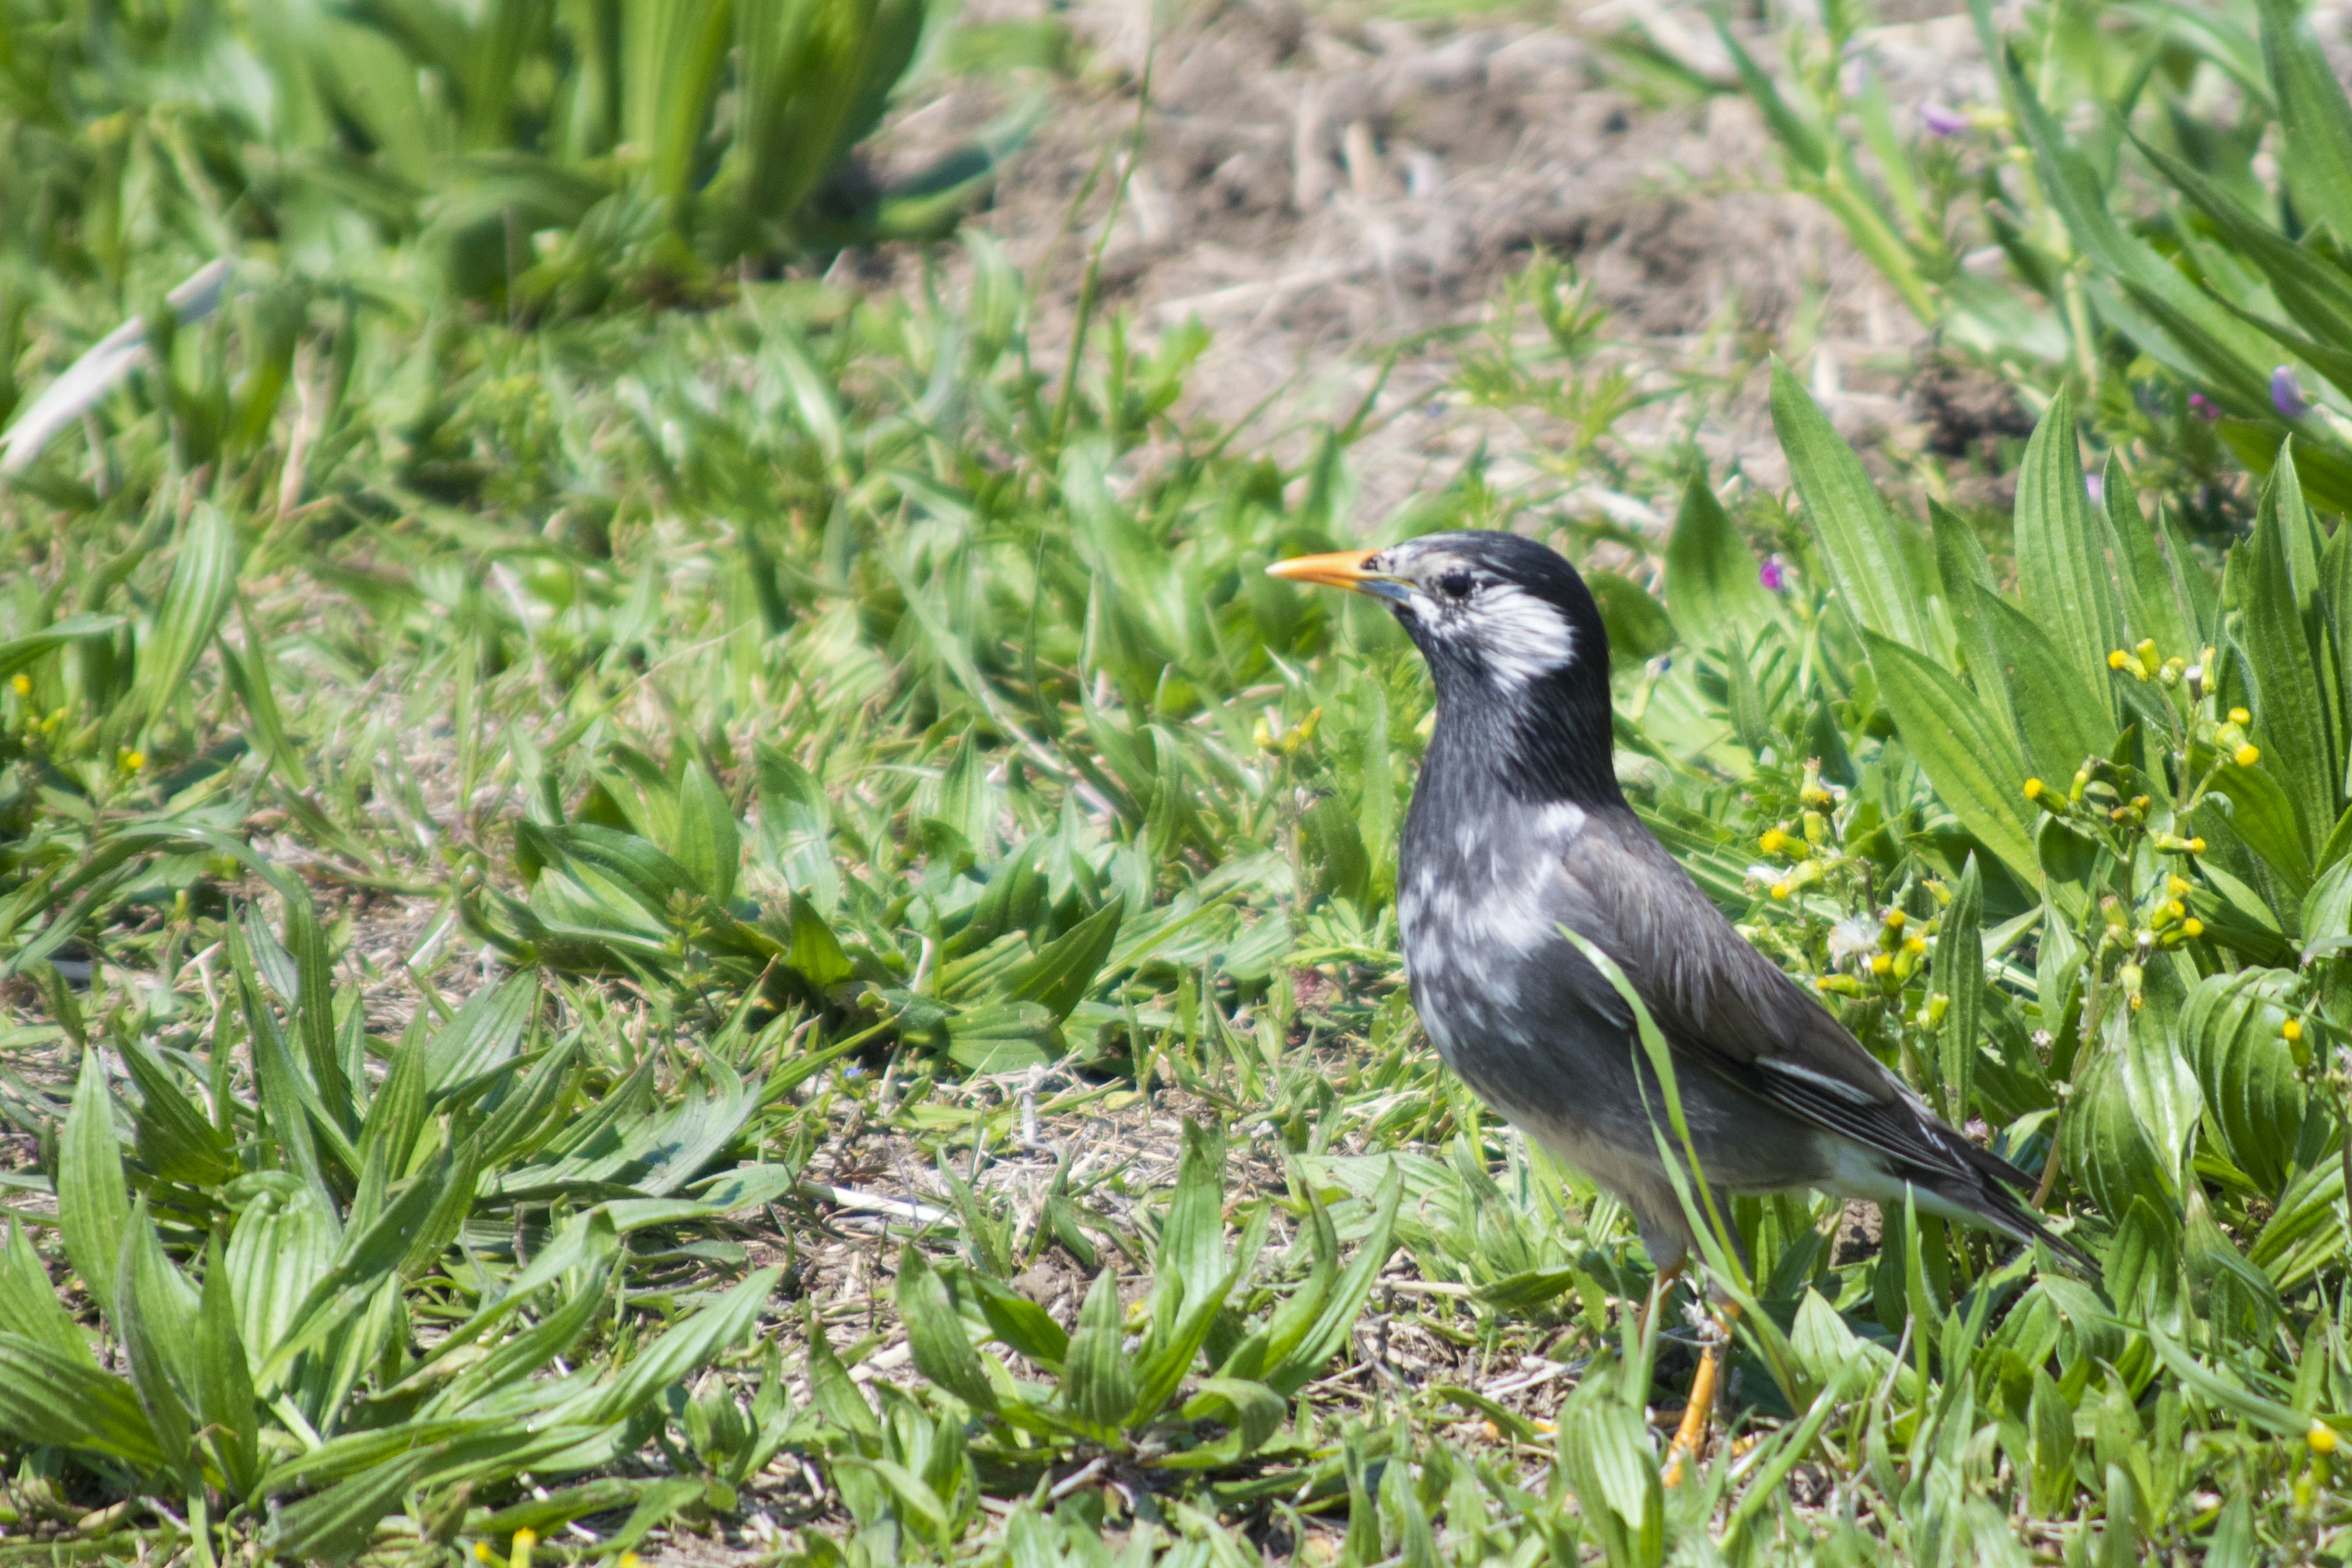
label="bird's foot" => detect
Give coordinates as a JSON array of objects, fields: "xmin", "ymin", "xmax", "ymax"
[{"xmin": 1661, "ymin": 1301, "xmax": 1740, "ymax": 1487}]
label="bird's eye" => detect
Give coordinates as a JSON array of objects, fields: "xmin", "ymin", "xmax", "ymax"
[{"xmin": 1435, "ymin": 570, "xmax": 1474, "ymax": 600}]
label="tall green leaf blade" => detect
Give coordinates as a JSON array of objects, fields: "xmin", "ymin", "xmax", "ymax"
[
  {"xmin": 2101, "ymin": 458, "xmax": 2192, "ymax": 658},
  {"xmin": 0, "ymin": 1332, "xmax": 167, "ymax": 1468},
  {"xmin": 675, "ymin": 755, "xmax": 741, "ymax": 906},
  {"xmin": 1771, "ymin": 361, "xmax": 1929, "ymax": 653},
  {"xmin": 1063, "ymin": 1268, "xmax": 1135, "ymax": 1436},
  {"xmin": 2012, "ymin": 387, "xmax": 2124, "ymax": 722},
  {"xmin": 895, "ymin": 1247, "xmax": 998, "ymax": 1413},
  {"xmin": 0, "ymin": 1217, "xmax": 92, "ymax": 1366},
  {"xmin": 1936, "ymin": 856, "xmax": 1985, "ymax": 1127},
  {"xmin": 2257, "ymin": 0, "xmax": 2352, "ymax": 246},
  {"xmin": 2243, "ymin": 454, "xmax": 2340, "ymax": 850},
  {"xmin": 1664, "ymin": 473, "xmax": 1773, "ymax": 639},
  {"xmin": 115, "ymin": 1200, "xmax": 195, "ymax": 1472},
  {"xmin": 1864, "ymin": 635, "xmax": 2039, "ymax": 886},
  {"xmin": 195, "ymin": 1234, "xmax": 262, "ymax": 1498},
  {"xmin": 59, "ymin": 1049, "xmax": 129, "ymax": 1318},
  {"xmin": 1975, "ymin": 587, "xmax": 2115, "ymax": 786},
  {"xmin": 134, "ymin": 502, "xmax": 241, "ymax": 731}
]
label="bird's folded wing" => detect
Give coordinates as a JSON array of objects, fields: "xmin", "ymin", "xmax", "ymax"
[{"xmin": 1567, "ymin": 820, "xmax": 2025, "ymax": 1189}]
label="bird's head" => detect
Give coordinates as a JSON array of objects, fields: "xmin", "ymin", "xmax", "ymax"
[{"xmin": 1268, "ymin": 530, "xmax": 1619, "ymax": 802}]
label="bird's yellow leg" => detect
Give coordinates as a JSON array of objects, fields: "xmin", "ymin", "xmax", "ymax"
[{"xmin": 1662, "ymin": 1299, "xmax": 1741, "ymax": 1488}]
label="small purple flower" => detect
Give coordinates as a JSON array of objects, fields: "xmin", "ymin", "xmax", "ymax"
[
  {"xmin": 1920, "ymin": 102, "xmax": 1969, "ymax": 137},
  {"xmin": 1760, "ymin": 558, "xmax": 1789, "ymax": 592},
  {"xmin": 2084, "ymin": 472, "xmax": 2103, "ymax": 506},
  {"xmin": 2189, "ymin": 392, "xmax": 2222, "ymax": 421},
  {"xmin": 2274, "ymin": 366, "xmax": 2310, "ymax": 420}
]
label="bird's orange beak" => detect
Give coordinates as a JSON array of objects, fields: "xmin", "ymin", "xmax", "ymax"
[{"xmin": 1266, "ymin": 548, "xmax": 1407, "ymax": 600}]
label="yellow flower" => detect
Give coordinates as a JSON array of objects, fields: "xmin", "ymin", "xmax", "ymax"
[
  {"xmin": 2168, "ymin": 875, "xmax": 2191, "ymax": 897},
  {"xmin": 2182, "ymin": 918, "xmax": 2204, "ymax": 938},
  {"xmin": 1869, "ymin": 954, "xmax": 1892, "ymax": 976},
  {"xmin": 2312, "ymin": 1420, "xmax": 2339, "ymax": 1455},
  {"xmin": 1759, "ymin": 829, "xmax": 1789, "ymax": 855},
  {"xmin": 2230, "ymin": 707, "xmax": 2251, "ymax": 726},
  {"xmin": 2283, "ymin": 1018, "xmax": 2304, "ymax": 1042},
  {"xmin": 7, "ymin": 674, "xmax": 26, "ymax": 696},
  {"xmin": 2190, "ymin": 837, "xmax": 2207, "ymax": 854},
  {"xmin": 2235, "ymin": 744, "xmax": 2261, "ymax": 767},
  {"xmin": 1770, "ymin": 881, "xmax": 1790, "ymax": 900},
  {"xmin": 1904, "ymin": 936, "xmax": 1926, "ymax": 956},
  {"xmin": 2022, "ymin": 777, "xmax": 2045, "ymax": 801},
  {"xmin": 511, "ymin": 1530, "xmax": 535, "ymax": 1568},
  {"xmin": 118, "ymin": 748, "xmax": 145, "ymax": 773},
  {"xmin": 1884, "ymin": 910, "xmax": 1906, "ymax": 933},
  {"xmin": 2108, "ymin": 650, "xmax": 2128, "ymax": 669}
]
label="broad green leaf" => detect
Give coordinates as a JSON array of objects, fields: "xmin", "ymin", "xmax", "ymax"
[
  {"xmin": 115, "ymin": 1200, "xmax": 195, "ymax": 1472},
  {"xmin": 895, "ymin": 1247, "xmax": 997, "ymax": 1413},
  {"xmin": 1586, "ymin": 569, "xmax": 1676, "ymax": 666},
  {"xmin": 423, "ymin": 972, "xmax": 536, "ymax": 1094},
  {"xmin": 1266, "ymin": 1158, "xmax": 1401, "ymax": 1396},
  {"xmin": 2257, "ymin": 0, "xmax": 2352, "ymax": 246},
  {"xmin": 195, "ymin": 1234, "xmax": 262, "ymax": 1499},
  {"xmin": 2011, "ymin": 386, "xmax": 2124, "ymax": 725},
  {"xmin": 2180, "ymin": 968, "xmax": 2307, "ymax": 1193},
  {"xmin": 2210, "ymin": 755, "xmax": 2315, "ymax": 896},
  {"xmin": 1664, "ymin": 473, "xmax": 1774, "ymax": 641},
  {"xmin": 0, "ymin": 613, "xmax": 126, "ymax": 680},
  {"xmin": 675, "ymin": 755, "xmax": 741, "ymax": 906},
  {"xmin": 226, "ymin": 1173, "xmax": 338, "ymax": 1366},
  {"xmin": 1003, "ymin": 901, "xmax": 1121, "ymax": 1020},
  {"xmin": 2101, "ymin": 458, "xmax": 2193, "ymax": 659},
  {"xmin": 58, "ymin": 1049, "xmax": 129, "ymax": 1318},
  {"xmin": 2242, "ymin": 454, "xmax": 2340, "ymax": 850},
  {"xmin": 0, "ymin": 1217, "xmax": 92, "ymax": 1366},
  {"xmin": 1931, "ymin": 502, "xmax": 2015, "ymax": 736},
  {"xmin": 1771, "ymin": 361, "xmax": 1929, "ymax": 652},
  {"xmin": 271, "ymin": 1452, "xmax": 432, "ymax": 1566},
  {"xmin": 1864, "ymin": 635, "xmax": 2038, "ymax": 886},
  {"xmin": 122, "ymin": 1034, "xmax": 234, "ymax": 1188},
  {"xmin": 135, "ymin": 502, "xmax": 241, "ymax": 731},
  {"xmin": 1156, "ymin": 1119, "xmax": 1229, "ymax": 1320},
  {"xmin": 1062, "ymin": 1268, "xmax": 1135, "ymax": 1436},
  {"xmin": 0, "ymin": 1332, "xmax": 167, "ymax": 1468},
  {"xmin": 1974, "ymin": 587, "xmax": 2114, "ymax": 786}
]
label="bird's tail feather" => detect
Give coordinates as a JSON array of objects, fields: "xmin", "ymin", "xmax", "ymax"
[{"xmin": 1925, "ymin": 1143, "xmax": 2099, "ymax": 1280}]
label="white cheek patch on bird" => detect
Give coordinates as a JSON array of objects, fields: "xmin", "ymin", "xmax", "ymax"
[{"xmin": 1470, "ymin": 582, "xmax": 1578, "ymax": 686}]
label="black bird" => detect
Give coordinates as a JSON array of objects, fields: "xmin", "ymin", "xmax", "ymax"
[{"xmin": 1270, "ymin": 530, "xmax": 2087, "ymax": 1471}]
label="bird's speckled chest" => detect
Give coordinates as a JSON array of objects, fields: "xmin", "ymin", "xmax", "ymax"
[{"xmin": 1395, "ymin": 795, "xmax": 1589, "ymax": 1071}]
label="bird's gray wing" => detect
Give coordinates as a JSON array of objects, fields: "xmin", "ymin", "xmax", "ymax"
[{"xmin": 1561, "ymin": 810, "xmax": 2027, "ymax": 1189}]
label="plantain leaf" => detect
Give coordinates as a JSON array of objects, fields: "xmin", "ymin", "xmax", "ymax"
[
  {"xmin": 58, "ymin": 1049, "xmax": 129, "ymax": 1319},
  {"xmin": 1864, "ymin": 635, "xmax": 2039, "ymax": 886},
  {"xmin": 134, "ymin": 502, "xmax": 241, "ymax": 732},
  {"xmin": 2011, "ymin": 386, "xmax": 2125, "ymax": 725},
  {"xmin": 2242, "ymin": 453, "xmax": 2340, "ymax": 853},
  {"xmin": 2256, "ymin": 0, "xmax": 2352, "ymax": 246},
  {"xmin": 1665, "ymin": 472, "xmax": 1774, "ymax": 639},
  {"xmin": 1062, "ymin": 1267, "xmax": 1134, "ymax": 1437},
  {"xmin": 2180, "ymin": 968, "xmax": 2307, "ymax": 1194},
  {"xmin": 675, "ymin": 755, "xmax": 741, "ymax": 906},
  {"xmin": 1003, "ymin": 900, "xmax": 1121, "ymax": 1020},
  {"xmin": 1771, "ymin": 361, "xmax": 1930, "ymax": 653},
  {"xmin": 1973, "ymin": 586, "xmax": 2114, "ymax": 786},
  {"xmin": 895, "ymin": 1247, "xmax": 997, "ymax": 1413}
]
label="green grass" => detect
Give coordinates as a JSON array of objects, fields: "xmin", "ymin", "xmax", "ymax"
[{"xmin": 4, "ymin": 48, "xmax": 2352, "ymax": 1567}]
